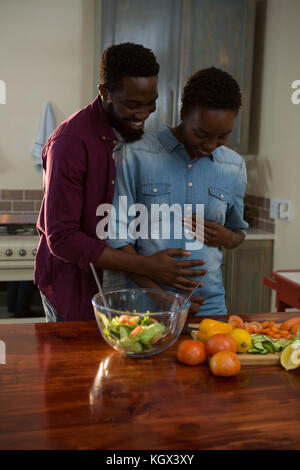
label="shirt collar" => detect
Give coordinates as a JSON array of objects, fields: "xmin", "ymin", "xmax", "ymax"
[
  {"xmin": 157, "ymin": 125, "xmax": 182, "ymax": 152},
  {"xmin": 90, "ymin": 95, "xmax": 118, "ymax": 143},
  {"xmin": 157, "ymin": 125, "xmax": 214, "ymax": 161}
]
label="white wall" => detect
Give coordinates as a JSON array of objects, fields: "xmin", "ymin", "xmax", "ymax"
[
  {"xmin": 0, "ymin": 0, "xmax": 299, "ymax": 294},
  {"xmin": 245, "ymin": 0, "xmax": 300, "ymax": 273},
  {"xmin": 0, "ymin": 0, "xmax": 95, "ymax": 189}
]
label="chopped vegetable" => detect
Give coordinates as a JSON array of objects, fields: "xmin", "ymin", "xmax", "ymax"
[
  {"xmin": 97, "ymin": 312, "xmax": 167, "ymax": 353},
  {"xmin": 248, "ymin": 334, "xmax": 295, "ymax": 355}
]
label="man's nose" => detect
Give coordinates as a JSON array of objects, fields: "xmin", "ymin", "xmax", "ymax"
[
  {"xmin": 203, "ymin": 138, "xmax": 218, "ymax": 152},
  {"xmin": 133, "ymin": 110, "xmax": 150, "ymax": 121}
]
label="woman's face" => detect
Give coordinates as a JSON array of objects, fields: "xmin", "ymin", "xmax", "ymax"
[{"xmin": 180, "ymin": 107, "xmax": 238, "ymax": 158}]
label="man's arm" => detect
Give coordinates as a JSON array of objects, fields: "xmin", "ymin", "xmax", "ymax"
[
  {"xmin": 44, "ymin": 136, "xmax": 206, "ymax": 284},
  {"xmin": 116, "ymin": 244, "xmax": 205, "ymax": 316}
]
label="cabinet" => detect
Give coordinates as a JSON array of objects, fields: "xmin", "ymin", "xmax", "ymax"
[
  {"xmin": 95, "ymin": 0, "xmax": 255, "ymax": 153},
  {"xmin": 223, "ymin": 240, "xmax": 274, "ymax": 314}
]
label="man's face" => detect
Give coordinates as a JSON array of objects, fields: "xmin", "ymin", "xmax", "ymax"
[
  {"xmin": 101, "ymin": 76, "xmax": 158, "ymax": 142},
  {"xmin": 181, "ymin": 107, "xmax": 237, "ymax": 158}
]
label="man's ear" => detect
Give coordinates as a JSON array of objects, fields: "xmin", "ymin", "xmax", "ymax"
[
  {"xmin": 98, "ymin": 85, "xmax": 110, "ymax": 102},
  {"xmin": 180, "ymin": 103, "xmax": 184, "ymax": 121}
]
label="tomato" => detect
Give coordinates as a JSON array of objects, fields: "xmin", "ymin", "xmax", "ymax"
[
  {"xmin": 209, "ymin": 351, "xmax": 241, "ymax": 377},
  {"xmin": 177, "ymin": 340, "xmax": 207, "ymax": 366},
  {"xmin": 206, "ymin": 333, "xmax": 237, "ymax": 356}
]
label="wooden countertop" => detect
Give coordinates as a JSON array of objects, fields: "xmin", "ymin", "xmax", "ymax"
[{"xmin": 0, "ymin": 312, "xmax": 299, "ymax": 450}]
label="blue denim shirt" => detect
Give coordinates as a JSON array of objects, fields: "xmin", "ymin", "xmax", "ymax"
[{"xmin": 105, "ymin": 125, "xmax": 248, "ymax": 315}]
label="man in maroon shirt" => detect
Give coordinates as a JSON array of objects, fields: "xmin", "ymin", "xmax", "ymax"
[{"xmin": 35, "ymin": 43, "xmax": 206, "ymax": 321}]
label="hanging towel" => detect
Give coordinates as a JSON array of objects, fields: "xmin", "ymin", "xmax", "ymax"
[{"xmin": 31, "ymin": 101, "xmax": 57, "ymax": 173}]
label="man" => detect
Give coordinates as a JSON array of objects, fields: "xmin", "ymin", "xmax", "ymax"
[
  {"xmin": 105, "ymin": 67, "xmax": 249, "ymax": 315},
  {"xmin": 35, "ymin": 43, "xmax": 205, "ymax": 321}
]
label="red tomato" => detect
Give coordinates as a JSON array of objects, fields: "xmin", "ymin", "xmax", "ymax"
[
  {"xmin": 206, "ymin": 333, "xmax": 237, "ymax": 356},
  {"xmin": 209, "ymin": 351, "xmax": 241, "ymax": 377},
  {"xmin": 177, "ymin": 339, "xmax": 207, "ymax": 366}
]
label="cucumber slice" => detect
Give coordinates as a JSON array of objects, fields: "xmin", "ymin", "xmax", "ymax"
[
  {"xmin": 119, "ymin": 336, "xmax": 143, "ymax": 353},
  {"xmin": 252, "ymin": 342, "xmax": 265, "ymax": 351},
  {"xmin": 119, "ymin": 326, "xmax": 130, "ymax": 339},
  {"xmin": 262, "ymin": 341, "xmax": 275, "ymax": 353},
  {"xmin": 247, "ymin": 348, "xmax": 262, "ymax": 354},
  {"xmin": 139, "ymin": 322, "xmax": 165, "ymax": 345}
]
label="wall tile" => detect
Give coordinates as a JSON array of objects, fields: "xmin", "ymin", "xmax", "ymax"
[
  {"xmin": 1, "ymin": 189, "xmax": 23, "ymax": 200},
  {"xmin": 12, "ymin": 201, "xmax": 35, "ymax": 212}
]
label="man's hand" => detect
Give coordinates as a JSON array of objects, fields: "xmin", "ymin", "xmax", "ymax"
[{"xmin": 146, "ymin": 248, "xmax": 207, "ymax": 291}]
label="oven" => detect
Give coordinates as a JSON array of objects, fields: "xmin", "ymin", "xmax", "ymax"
[{"xmin": 0, "ymin": 214, "xmax": 45, "ymax": 322}]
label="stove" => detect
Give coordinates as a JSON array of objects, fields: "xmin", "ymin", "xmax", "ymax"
[{"xmin": 0, "ymin": 214, "xmax": 39, "ymax": 282}]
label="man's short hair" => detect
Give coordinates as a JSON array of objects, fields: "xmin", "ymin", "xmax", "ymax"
[
  {"xmin": 182, "ymin": 67, "xmax": 242, "ymax": 115},
  {"xmin": 99, "ymin": 42, "xmax": 160, "ymax": 92}
]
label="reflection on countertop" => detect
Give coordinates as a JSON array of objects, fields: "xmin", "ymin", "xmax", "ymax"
[{"xmin": 245, "ymin": 228, "xmax": 275, "ymax": 240}]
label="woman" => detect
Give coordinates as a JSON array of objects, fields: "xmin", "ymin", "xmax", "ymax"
[{"xmin": 104, "ymin": 67, "xmax": 248, "ymax": 315}]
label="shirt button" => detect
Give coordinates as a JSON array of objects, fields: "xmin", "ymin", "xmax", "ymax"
[
  {"xmin": 153, "ymin": 188, "xmax": 158, "ymax": 193},
  {"xmin": 112, "ymin": 180, "xmax": 115, "ymax": 185},
  {"xmin": 188, "ymin": 182, "xmax": 193, "ymax": 187},
  {"xmin": 113, "ymin": 140, "xmax": 118, "ymax": 145},
  {"xmin": 188, "ymin": 164, "xmax": 192, "ymax": 168},
  {"xmin": 187, "ymin": 205, "xmax": 192, "ymax": 211},
  {"xmin": 220, "ymin": 194, "xmax": 224, "ymax": 199},
  {"xmin": 102, "ymin": 136, "xmax": 106, "ymax": 140}
]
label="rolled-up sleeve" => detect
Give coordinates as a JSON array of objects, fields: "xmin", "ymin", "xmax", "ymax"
[
  {"xmin": 44, "ymin": 135, "xmax": 106, "ymax": 272},
  {"xmin": 225, "ymin": 159, "xmax": 249, "ymax": 235}
]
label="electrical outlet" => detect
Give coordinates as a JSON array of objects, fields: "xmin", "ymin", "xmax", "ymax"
[{"xmin": 270, "ymin": 198, "xmax": 291, "ymax": 220}]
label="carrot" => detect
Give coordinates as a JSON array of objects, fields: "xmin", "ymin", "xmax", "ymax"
[
  {"xmin": 262, "ymin": 321, "xmax": 270, "ymax": 328},
  {"xmin": 280, "ymin": 329, "xmax": 289, "ymax": 336},
  {"xmin": 271, "ymin": 326, "xmax": 279, "ymax": 332},
  {"xmin": 269, "ymin": 321, "xmax": 275, "ymax": 327},
  {"xmin": 273, "ymin": 333, "xmax": 281, "ymax": 339},
  {"xmin": 290, "ymin": 323, "xmax": 300, "ymax": 336},
  {"xmin": 128, "ymin": 325, "xmax": 143, "ymax": 338},
  {"xmin": 150, "ymin": 333, "xmax": 163, "ymax": 345},
  {"xmin": 280, "ymin": 317, "xmax": 300, "ymax": 331}
]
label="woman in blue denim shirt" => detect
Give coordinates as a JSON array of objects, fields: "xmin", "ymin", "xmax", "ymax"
[{"xmin": 105, "ymin": 67, "xmax": 248, "ymax": 316}]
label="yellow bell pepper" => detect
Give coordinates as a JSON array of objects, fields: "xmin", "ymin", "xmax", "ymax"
[
  {"xmin": 198, "ymin": 318, "xmax": 222, "ymax": 334},
  {"xmin": 206, "ymin": 323, "xmax": 233, "ymax": 339},
  {"xmin": 197, "ymin": 319, "xmax": 233, "ymax": 343}
]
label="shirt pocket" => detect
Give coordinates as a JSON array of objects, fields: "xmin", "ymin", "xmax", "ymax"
[
  {"xmin": 207, "ymin": 186, "xmax": 230, "ymax": 225},
  {"xmin": 139, "ymin": 183, "xmax": 171, "ymax": 208}
]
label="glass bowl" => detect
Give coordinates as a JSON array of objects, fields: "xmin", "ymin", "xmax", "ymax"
[{"xmin": 92, "ymin": 288, "xmax": 190, "ymax": 358}]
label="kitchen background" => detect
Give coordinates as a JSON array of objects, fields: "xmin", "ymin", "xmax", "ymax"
[{"xmin": 0, "ymin": 0, "xmax": 299, "ymax": 322}]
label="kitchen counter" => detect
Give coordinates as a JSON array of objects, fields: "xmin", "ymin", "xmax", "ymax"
[
  {"xmin": 245, "ymin": 228, "xmax": 275, "ymax": 240},
  {"xmin": 0, "ymin": 312, "xmax": 299, "ymax": 450}
]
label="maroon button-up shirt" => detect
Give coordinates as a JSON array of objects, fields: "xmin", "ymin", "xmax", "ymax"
[{"xmin": 35, "ymin": 97, "xmax": 116, "ymax": 320}]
